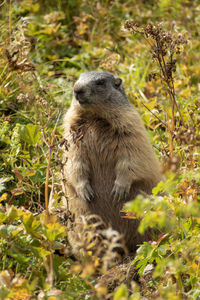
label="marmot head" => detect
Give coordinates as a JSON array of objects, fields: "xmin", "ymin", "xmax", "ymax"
[{"xmin": 73, "ymin": 72, "xmax": 129, "ymax": 109}]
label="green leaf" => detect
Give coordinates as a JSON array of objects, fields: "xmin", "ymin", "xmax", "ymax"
[
  {"xmin": 0, "ymin": 212, "xmax": 7, "ymax": 223},
  {"xmin": 7, "ymin": 247, "xmax": 31, "ymax": 264},
  {"xmin": 152, "ymin": 175, "xmax": 177, "ymax": 195},
  {"xmin": 43, "ymin": 222, "xmax": 66, "ymax": 242},
  {"xmin": 19, "ymin": 124, "xmax": 42, "ymax": 146},
  {"xmin": 0, "ymin": 225, "xmax": 20, "ymax": 238},
  {"xmin": 135, "ymin": 257, "xmax": 149, "ymax": 276},
  {"xmin": 138, "ymin": 211, "xmax": 169, "ymax": 234},
  {"xmin": 31, "ymin": 246, "xmax": 50, "ymax": 258},
  {"xmin": 0, "ymin": 286, "xmax": 10, "ymax": 300},
  {"xmin": 113, "ymin": 284, "xmax": 129, "ymax": 300},
  {"xmin": 23, "ymin": 212, "xmax": 41, "ymax": 234},
  {"xmin": 7, "ymin": 206, "xmax": 23, "ymax": 222}
]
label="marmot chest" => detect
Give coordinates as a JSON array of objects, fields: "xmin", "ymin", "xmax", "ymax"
[{"xmin": 81, "ymin": 120, "xmax": 119, "ymax": 189}]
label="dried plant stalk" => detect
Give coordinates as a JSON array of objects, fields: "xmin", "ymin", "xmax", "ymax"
[{"xmin": 124, "ymin": 21, "xmax": 187, "ymax": 156}]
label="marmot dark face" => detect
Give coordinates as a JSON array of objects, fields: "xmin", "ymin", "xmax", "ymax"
[{"xmin": 73, "ymin": 71, "xmax": 129, "ymax": 108}]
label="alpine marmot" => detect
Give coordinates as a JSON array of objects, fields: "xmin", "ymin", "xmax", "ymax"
[{"xmin": 63, "ymin": 71, "xmax": 163, "ymax": 254}]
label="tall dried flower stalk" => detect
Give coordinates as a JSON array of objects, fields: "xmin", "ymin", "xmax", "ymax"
[{"xmin": 124, "ymin": 21, "xmax": 188, "ymax": 157}]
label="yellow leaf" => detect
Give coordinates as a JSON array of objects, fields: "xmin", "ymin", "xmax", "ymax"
[
  {"xmin": 77, "ymin": 23, "xmax": 88, "ymax": 35},
  {"xmin": 11, "ymin": 287, "xmax": 32, "ymax": 300},
  {"xmin": 43, "ymin": 26, "xmax": 54, "ymax": 35},
  {"xmin": 71, "ymin": 264, "xmax": 82, "ymax": 274},
  {"xmin": 0, "ymin": 193, "xmax": 8, "ymax": 202},
  {"xmin": 180, "ymin": 88, "xmax": 191, "ymax": 98},
  {"xmin": 191, "ymin": 262, "xmax": 198, "ymax": 272},
  {"xmin": 32, "ymin": 3, "xmax": 40, "ymax": 12},
  {"xmin": 81, "ymin": 263, "xmax": 95, "ymax": 279},
  {"xmin": 48, "ymin": 71, "xmax": 55, "ymax": 77},
  {"xmin": 54, "ymin": 23, "xmax": 61, "ymax": 32},
  {"xmin": 23, "ymin": 170, "xmax": 36, "ymax": 177},
  {"xmin": 94, "ymin": 257, "xmax": 100, "ymax": 267},
  {"xmin": 96, "ymin": 285, "xmax": 107, "ymax": 297},
  {"xmin": 87, "ymin": 250, "xmax": 93, "ymax": 256}
]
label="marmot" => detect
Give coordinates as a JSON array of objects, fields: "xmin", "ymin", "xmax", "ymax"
[{"xmin": 63, "ymin": 71, "xmax": 163, "ymax": 255}]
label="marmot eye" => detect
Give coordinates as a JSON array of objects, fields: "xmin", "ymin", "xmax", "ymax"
[{"xmin": 96, "ymin": 79, "xmax": 105, "ymax": 86}]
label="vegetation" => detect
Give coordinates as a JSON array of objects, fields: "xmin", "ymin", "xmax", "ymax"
[{"xmin": 0, "ymin": 0, "xmax": 200, "ymax": 299}]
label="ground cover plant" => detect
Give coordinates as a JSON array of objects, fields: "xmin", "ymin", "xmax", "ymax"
[{"xmin": 0, "ymin": 0, "xmax": 200, "ymax": 299}]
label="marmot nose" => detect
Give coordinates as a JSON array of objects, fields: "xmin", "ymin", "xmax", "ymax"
[{"xmin": 74, "ymin": 87, "xmax": 85, "ymax": 100}]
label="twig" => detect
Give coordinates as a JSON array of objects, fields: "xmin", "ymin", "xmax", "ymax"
[
  {"xmin": 137, "ymin": 90, "xmax": 168, "ymax": 129},
  {"xmin": 42, "ymin": 111, "xmax": 62, "ymax": 219}
]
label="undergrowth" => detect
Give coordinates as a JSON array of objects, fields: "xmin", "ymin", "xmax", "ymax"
[{"xmin": 0, "ymin": 0, "xmax": 200, "ymax": 299}]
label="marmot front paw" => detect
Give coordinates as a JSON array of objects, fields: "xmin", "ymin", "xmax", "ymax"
[
  {"xmin": 111, "ymin": 181, "xmax": 131, "ymax": 202},
  {"xmin": 76, "ymin": 181, "xmax": 94, "ymax": 202}
]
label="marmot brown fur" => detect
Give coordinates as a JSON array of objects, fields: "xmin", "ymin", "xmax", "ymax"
[{"xmin": 63, "ymin": 71, "xmax": 163, "ymax": 255}]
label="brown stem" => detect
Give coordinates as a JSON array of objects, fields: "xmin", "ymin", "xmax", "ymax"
[
  {"xmin": 161, "ymin": 52, "xmax": 185, "ymax": 128},
  {"xmin": 44, "ymin": 243, "xmax": 54, "ymax": 288},
  {"xmin": 42, "ymin": 112, "xmax": 61, "ymax": 219},
  {"xmin": 160, "ymin": 53, "xmax": 175, "ymax": 132},
  {"xmin": 171, "ymin": 80, "xmax": 185, "ymax": 126},
  {"xmin": 45, "ymin": 146, "xmax": 51, "ymax": 219},
  {"xmin": 155, "ymin": 46, "xmax": 174, "ymax": 157},
  {"xmin": 9, "ymin": 0, "xmax": 12, "ymax": 41},
  {"xmin": 48, "ymin": 245, "xmax": 54, "ymax": 288},
  {"xmin": 137, "ymin": 92, "xmax": 168, "ymax": 129}
]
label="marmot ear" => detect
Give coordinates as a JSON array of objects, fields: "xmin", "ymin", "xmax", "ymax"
[{"xmin": 114, "ymin": 77, "xmax": 122, "ymax": 87}]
